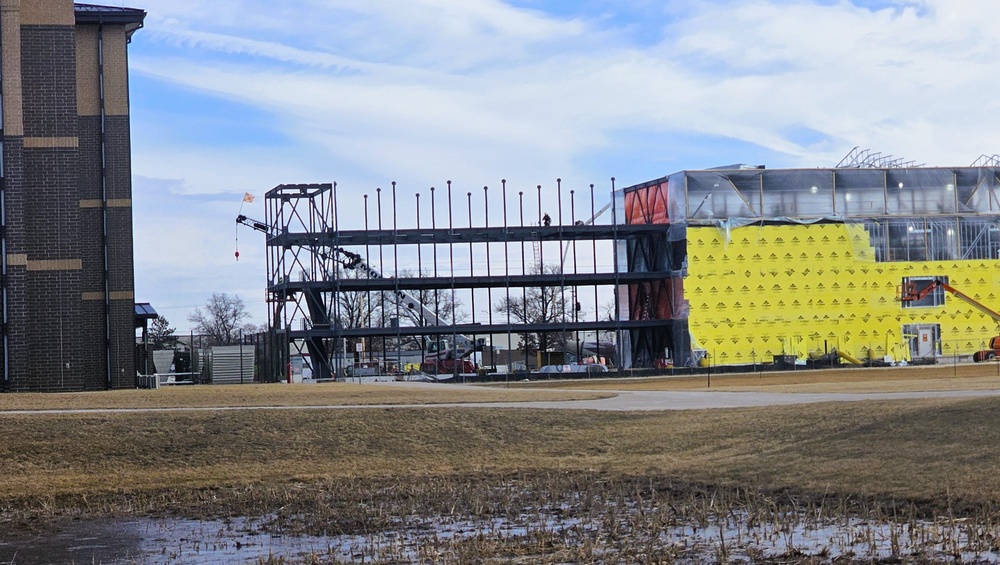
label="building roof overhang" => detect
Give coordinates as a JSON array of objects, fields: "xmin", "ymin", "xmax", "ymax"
[{"xmin": 74, "ymin": 3, "xmax": 146, "ymax": 37}]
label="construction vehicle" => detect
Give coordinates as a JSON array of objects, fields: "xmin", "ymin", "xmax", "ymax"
[
  {"xmin": 237, "ymin": 214, "xmax": 482, "ymax": 376},
  {"xmin": 974, "ymin": 337, "xmax": 1000, "ymax": 362},
  {"xmin": 898, "ymin": 278, "xmax": 1000, "ymax": 362}
]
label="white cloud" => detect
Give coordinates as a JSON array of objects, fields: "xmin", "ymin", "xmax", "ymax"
[
  {"xmin": 135, "ymin": 0, "xmax": 1000, "ymax": 173},
  {"xmin": 129, "ymin": 0, "xmax": 1000, "ymax": 326}
]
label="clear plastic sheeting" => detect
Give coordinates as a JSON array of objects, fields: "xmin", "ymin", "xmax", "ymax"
[
  {"xmin": 651, "ymin": 166, "xmax": 1000, "ymax": 264},
  {"xmin": 661, "ymin": 167, "xmax": 1000, "ymax": 222},
  {"xmin": 686, "ymin": 172, "xmax": 757, "ymax": 220}
]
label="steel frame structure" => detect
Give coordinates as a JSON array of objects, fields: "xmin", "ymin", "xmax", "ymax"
[{"xmin": 261, "ymin": 182, "xmax": 686, "ymax": 380}]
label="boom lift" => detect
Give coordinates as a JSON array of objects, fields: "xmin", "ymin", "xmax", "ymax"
[
  {"xmin": 898, "ymin": 278, "xmax": 1000, "ymax": 362},
  {"xmin": 236, "ymin": 214, "xmax": 482, "ymax": 376}
]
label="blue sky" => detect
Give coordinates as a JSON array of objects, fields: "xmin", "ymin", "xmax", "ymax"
[{"xmin": 127, "ymin": 0, "xmax": 1000, "ymax": 331}]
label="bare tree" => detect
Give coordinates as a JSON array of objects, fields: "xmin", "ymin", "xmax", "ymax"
[
  {"xmin": 188, "ymin": 293, "xmax": 251, "ymax": 345},
  {"xmin": 493, "ymin": 264, "xmax": 570, "ymax": 355},
  {"xmin": 392, "ymin": 287, "xmax": 467, "ymax": 327},
  {"xmin": 330, "ymin": 266, "xmax": 388, "ymax": 330},
  {"xmin": 241, "ymin": 322, "xmax": 268, "ymax": 335},
  {"xmin": 383, "ymin": 270, "xmax": 468, "ymax": 351},
  {"xmin": 330, "ymin": 267, "xmax": 468, "ymax": 354},
  {"xmin": 326, "ymin": 265, "xmax": 393, "ymax": 356}
]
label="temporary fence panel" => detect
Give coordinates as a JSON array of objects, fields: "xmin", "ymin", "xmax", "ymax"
[{"xmin": 208, "ymin": 345, "xmax": 255, "ymax": 384}]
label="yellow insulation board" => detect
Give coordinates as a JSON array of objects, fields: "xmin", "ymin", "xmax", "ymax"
[{"xmin": 686, "ymin": 223, "xmax": 1000, "ymax": 364}]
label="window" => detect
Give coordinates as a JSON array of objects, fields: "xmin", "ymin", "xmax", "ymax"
[
  {"xmin": 866, "ymin": 218, "xmax": 1000, "ymax": 262},
  {"xmin": 900, "ymin": 276, "xmax": 947, "ymax": 308}
]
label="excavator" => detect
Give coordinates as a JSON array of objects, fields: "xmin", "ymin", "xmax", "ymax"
[
  {"xmin": 897, "ymin": 278, "xmax": 1000, "ymax": 362},
  {"xmin": 236, "ymin": 214, "xmax": 483, "ymax": 376}
]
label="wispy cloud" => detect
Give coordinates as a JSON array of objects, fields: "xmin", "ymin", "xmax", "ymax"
[{"xmin": 129, "ymin": 0, "xmax": 1000, "ymax": 328}]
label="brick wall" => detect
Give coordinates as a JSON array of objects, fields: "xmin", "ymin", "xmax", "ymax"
[
  {"xmin": 0, "ymin": 5, "xmax": 140, "ymax": 391},
  {"xmin": 21, "ymin": 26, "xmax": 77, "ymax": 138},
  {"xmin": 3, "ymin": 139, "xmax": 27, "ymax": 391}
]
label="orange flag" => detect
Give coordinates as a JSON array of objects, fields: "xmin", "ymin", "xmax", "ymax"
[{"xmin": 243, "ymin": 192, "xmax": 255, "ymax": 203}]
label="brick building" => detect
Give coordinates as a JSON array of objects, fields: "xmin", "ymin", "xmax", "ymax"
[{"xmin": 0, "ymin": 1, "xmax": 145, "ymax": 390}]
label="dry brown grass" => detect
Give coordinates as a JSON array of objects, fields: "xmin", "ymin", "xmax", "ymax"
[
  {"xmin": 3, "ymin": 395, "xmax": 1000, "ymax": 514},
  {"xmin": 0, "ymin": 382, "xmax": 611, "ymax": 411},
  {"xmin": 506, "ymin": 362, "xmax": 1000, "ymax": 393}
]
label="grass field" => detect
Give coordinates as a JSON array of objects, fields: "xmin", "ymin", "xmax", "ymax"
[
  {"xmin": 4, "ymin": 372, "xmax": 1000, "ymax": 562},
  {"xmin": 0, "ymin": 371, "xmax": 998, "ymax": 501},
  {"xmin": 2, "ymin": 391, "xmax": 998, "ymax": 507}
]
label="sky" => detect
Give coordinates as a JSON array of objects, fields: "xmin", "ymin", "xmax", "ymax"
[{"xmin": 127, "ymin": 0, "xmax": 1000, "ymax": 332}]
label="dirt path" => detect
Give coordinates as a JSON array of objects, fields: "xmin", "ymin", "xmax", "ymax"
[
  {"xmin": 2, "ymin": 383, "xmax": 999, "ymax": 414},
  {"xmin": 471, "ymin": 387, "xmax": 1000, "ymax": 410}
]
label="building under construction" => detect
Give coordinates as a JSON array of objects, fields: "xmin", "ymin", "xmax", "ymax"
[
  {"xmin": 625, "ymin": 150, "xmax": 1000, "ymax": 367},
  {"xmin": 254, "ymin": 180, "xmax": 687, "ymax": 380},
  {"xmin": 257, "ymin": 151, "xmax": 1000, "ymax": 378}
]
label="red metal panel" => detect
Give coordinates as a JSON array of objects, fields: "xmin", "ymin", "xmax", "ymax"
[{"xmin": 625, "ymin": 181, "xmax": 670, "ymax": 225}]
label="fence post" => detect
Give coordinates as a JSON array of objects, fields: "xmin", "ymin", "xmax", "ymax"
[{"xmin": 239, "ymin": 329, "xmax": 244, "ymax": 384}]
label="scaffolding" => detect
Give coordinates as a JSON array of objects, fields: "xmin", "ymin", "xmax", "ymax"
[{"xmin": 260, "ymin": 181, "xmax": 688, "ymax": 381}]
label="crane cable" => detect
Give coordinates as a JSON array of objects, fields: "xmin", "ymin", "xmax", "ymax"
[{"xmin": 235, "ymin": 192, "xmax": 255, "ymax": 261}]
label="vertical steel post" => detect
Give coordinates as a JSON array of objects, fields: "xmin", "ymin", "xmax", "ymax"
[
  {"xmin": 447, "ymin": 181, "xmax": 456, "ymax": 376},
  {"xmin": 519, "ymin": 191, "xmax": 527, "ymax": 371},
  {"xmin": 537, "ymin": 185, "xmax": 544, "ymax": 270},
  {"xmin": 611, "ymin": 178, "xmax": 623, "ymax": 371},
  {"xmin": 364, "ymin": 194, "xmax": 370, "ymax": 363},
  {"xmin": 484, "ymin": 186, "xmax": 493, "ymax": 329},
  {"xmin": 467, "ymin": 192, "xmax": 474, "ymax": 326},
  {"xmin": 503, "ymin": 180, "xmax": 511, "ymax": 381},
  {"xmin": 590, "ymin": 184, "xmax": 598, "ymax": 323}
]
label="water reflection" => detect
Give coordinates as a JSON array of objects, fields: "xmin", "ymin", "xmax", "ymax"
[
  {"xmin": 0, "ymin": 517, "xmax": 333, "ymax": 564},
  {"xmin": 2, "ymin": 510, "xmax": 999, "ymax": 564}
]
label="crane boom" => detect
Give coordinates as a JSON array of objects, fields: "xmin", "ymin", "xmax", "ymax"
[
  {"xmin": 236, "ymin": 214, "xmax": 441, "ymax": 323},
  {"xmin": 236, "ymin": 214, "xmax": 270, "ymax": 234},
  {"xmin": 898, "ymin": 279, "xmax": 1000, "ymax": 324},
  {"xmin": 331, "ymin": 248, "xmax": 470, "ymax": 347}
]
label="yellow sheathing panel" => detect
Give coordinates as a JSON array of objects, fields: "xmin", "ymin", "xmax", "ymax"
[
  {"xmin": 20, "ymin": 0, "xmax": 73, "ymax": 25},
  {"xmin": 1, "ymin": 0, "xmax": 24, "ymax": 137},
  {"xmin": 687, "ymin": 223, "xmax": 1000, "ymax": 365}
]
